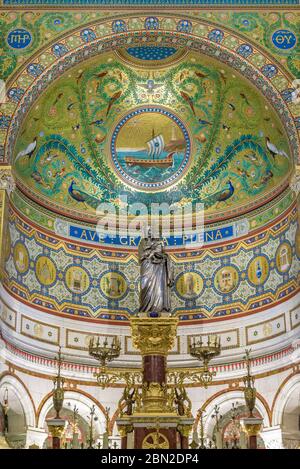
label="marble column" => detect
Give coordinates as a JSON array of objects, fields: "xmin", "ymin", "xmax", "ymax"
[{"xmin": 143, "ymin": 355, "xmax": 166, "ymax": 384}]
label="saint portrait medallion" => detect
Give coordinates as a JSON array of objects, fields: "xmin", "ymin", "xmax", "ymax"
[{"xmin": 36, "ymin": 256, "xmax": 57, "ymax": 286}]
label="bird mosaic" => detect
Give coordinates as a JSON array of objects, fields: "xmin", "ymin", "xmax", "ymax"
[
  {"xmin": 68, "ymin": 180, "xmax": 102, "ymax": 210},
  {"xmin": 106, "ymin": 90, "xmax": 123, "ymax": 117},
  {"xmin": 15, "ymin": 137, "xmax": 38, "ymax": 163},
  {"xmin": 265, "ymin": 137, "xmax": 289, "ymax": 160},
  {"xmin": 180, "ymin": 91, "xmax": 196, "ymax": 116},
  {"xmin": 201, "ymin": 180, "xmax": 235, "ymax": 209}
]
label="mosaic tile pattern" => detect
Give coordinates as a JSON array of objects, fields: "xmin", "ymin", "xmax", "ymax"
[{"xmin": 3, "ymin": 0, "xmax": 299, "ymax": 5}]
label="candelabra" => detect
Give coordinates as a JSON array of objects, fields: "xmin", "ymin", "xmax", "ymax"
[
  {"xmin": 228, "ymin": 402, "xmax": 241, "ymax": 449},
  {"xmin": 198, "ymin": 410, "xmax": 206, "ymax": 449},
  {"xmin": 46, "ymin": 347, "xmax": 66, "ymax": 449},
  {"xmin": 67, "ymin": 403, "xmax": 79, "ymax": 447},
  {"xmin": 89, "ymin": 336, "xmax": 121, "ymax": 388},
  {"xmin": 189, "ymin": 335, "xmax": 221, "ymax": 387},
  {"xmin": 243, "ymin": 349, "xmax": 256, "ymax": 417},
  {"xmin": 211, "ymin": 404, "xmax": 222, "ymax": 432},
  {"xmin": 72, "ymin": 404, "xmax": 79, "ymax": 431},
  {"xmin": 52, "ymin": 346, "xmax": 65, "ymax": 419},
  {"xmin": 104, "ymin": 406, "xmax": 110, "ymax": 434},
  {"xmin": 89, "ymin": 336, "xmax": 121, "ymax": 367},
  {"xmin": 230, "ymin": 402, "xmax": 240, "ymax": 418},
  {"xmin": 240, "ymin": 349, "xmax": 263, "ymax": 449}
]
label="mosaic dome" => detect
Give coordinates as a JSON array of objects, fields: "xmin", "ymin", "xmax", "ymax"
[{"xmin": 13, "ymin": 47, "xmax": 292, "ymax": 224}]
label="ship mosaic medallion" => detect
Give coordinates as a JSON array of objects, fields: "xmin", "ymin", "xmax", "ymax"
[{"xmin": 110, "ymin": 107, "xmax": 191, "ymax": 190}]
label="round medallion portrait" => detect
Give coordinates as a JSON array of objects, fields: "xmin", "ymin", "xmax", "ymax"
[
  {"xmin": 100, "ymin": 272, "xmax": 127, "ymax": 299},
  {"xmin": 110, "ymin": 107, "xmax": 191, "ymax": 190},
  {"xmin": 214, "ymin": 266, "xmax": 239, "ymax": 293},
  {"xmin": 276, "ymin": 242, "xmax": 292, "ymax": 273},
  {"xmin": 36, "ymin": 256, "xmax": 57, "ymax": 286},
  {"xmin": 65, "ymin": 266, "xmax": 90, "ymax": 294},
  {"xmin": 176, "ymin": 272, "xmax": 203, "ymax": 299},
  {"xmin": 248, "ymin": 256, "xmax": 269, "ymax": 286},
  {"xmin": 13, "ymin": 242, "xmax": 29, "ymax": 274}
]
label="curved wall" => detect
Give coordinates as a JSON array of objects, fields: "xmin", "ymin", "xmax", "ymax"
[{"xmin": 3, "ymin": 195, "xmax": 299, "ymax": 321}]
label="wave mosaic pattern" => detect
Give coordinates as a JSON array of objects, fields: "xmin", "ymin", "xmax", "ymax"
[{"xmin": 3, "ymin": 204, "xmax": 299, "ymax": 321}]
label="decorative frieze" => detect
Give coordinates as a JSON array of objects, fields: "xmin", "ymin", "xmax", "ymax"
[
  {"xmin": 246, "ymin": 314, "xmax": 286, "ymax": 345},
  {"xmin": 21, "ymin": 315, "xmax": 60, "ymax": 345}
]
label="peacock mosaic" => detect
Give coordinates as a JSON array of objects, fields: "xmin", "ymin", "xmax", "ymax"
[
  {"xmin": 2, "ymin": 203, "xmax": 299, "ymax": 321},
  {"xmin": 12, "ymin": 49, "xmax": 292, "ymax": 222},
  {"xmin": 0, "ymin": 10, "xmax": 299, "ymax": 84}
]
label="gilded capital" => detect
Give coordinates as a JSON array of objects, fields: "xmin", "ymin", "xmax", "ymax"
[
  {"xmin": 117, "ymin": 424, "xmax": 133, "ymax": 437},
  {"xmin": 47, "ymin": 424, "xmax": 65, "ymax": 438},
  {"xmin": 177, "ymin": 424, "xmax": 192, "ymax": 438},
  {"xmin": 130, "ymin": 317, "xmax": 178, "ymax": 356},
  {"xmin": 46, "ymin": 417, "xmax": 66, "ymax": 439},
  {"xmin": 240, "ymin": 418, "xmax": 263, "ymax": 437}
]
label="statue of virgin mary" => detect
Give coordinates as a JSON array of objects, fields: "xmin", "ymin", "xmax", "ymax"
[{"xmin": 138, "ymin": 228, "xmax": 174, "ymax": 315}]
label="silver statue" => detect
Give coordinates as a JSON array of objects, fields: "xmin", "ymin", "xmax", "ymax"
[{"xmin": 138, "ymin": 229, "xmax": 174, "ymax": 315}]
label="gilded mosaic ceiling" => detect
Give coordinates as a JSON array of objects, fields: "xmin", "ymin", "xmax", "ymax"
[
  {"xmin": 3, "ymin": 203, "xmax": 299, "ymax": 320},
  {"xmin": 13, "ymin": 48, "xmax": 292, "ymax": 221}
]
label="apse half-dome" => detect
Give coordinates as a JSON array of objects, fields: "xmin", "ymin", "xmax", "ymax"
[{"xmin": 13, "ymin": 47, "xmax": 292, "ymax": 224}]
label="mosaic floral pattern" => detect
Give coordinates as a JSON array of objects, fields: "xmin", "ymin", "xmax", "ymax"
[{"xmin": 0, "ymin": 12, "xmax": 298, "ymax": 175}]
